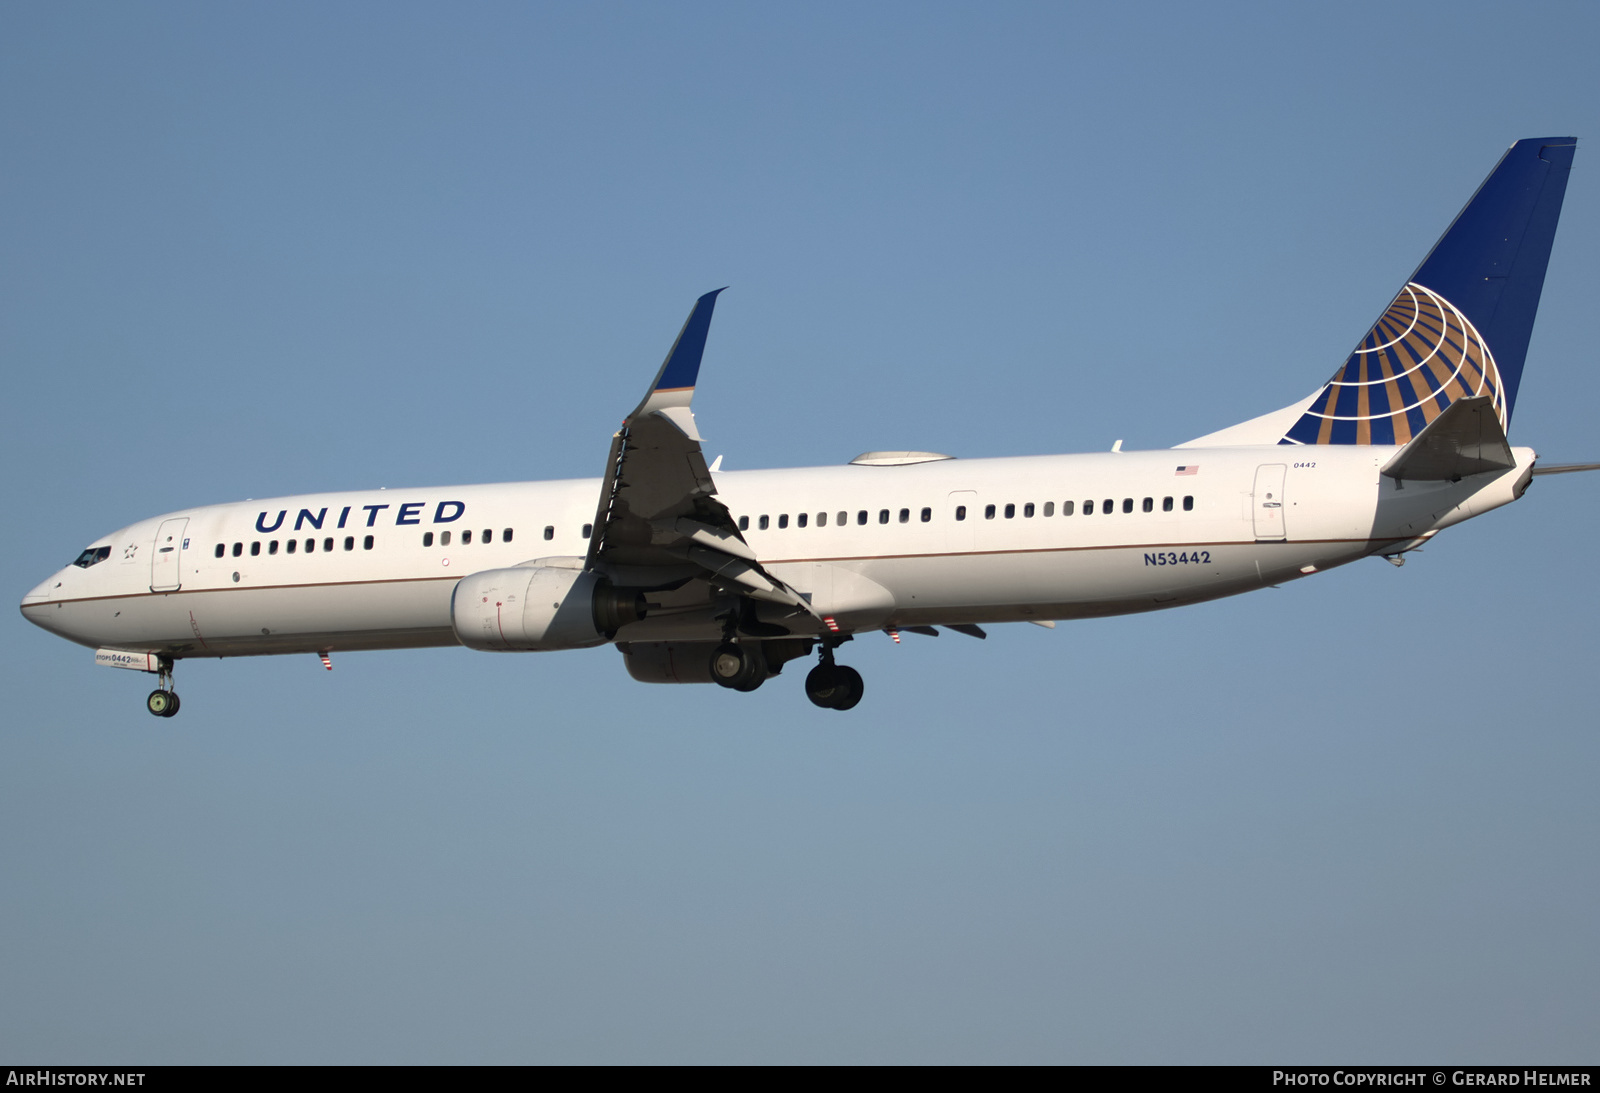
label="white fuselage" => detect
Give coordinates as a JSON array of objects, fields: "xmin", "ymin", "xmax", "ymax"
[{"xmin": 20, "ymin": 444, "xmax": 1536, "ymax": 660}]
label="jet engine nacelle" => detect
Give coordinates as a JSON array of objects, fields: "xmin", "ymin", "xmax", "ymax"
[
  {"xmin": 616, "ymin": 641, "xmax": 718, "ymax": 684},
  {"xmin": 451, "ymin": 564, "xmax": 645, "ymax": 652}
]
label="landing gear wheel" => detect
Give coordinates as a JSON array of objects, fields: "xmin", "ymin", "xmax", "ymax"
[
  {"xmin": 146, "ymin": 689, "xmax": 179, "ymax": 718},
  {"xmin": 805, "ymin": 663, "xmax": 864, "ymax": 711},
  {"xmin": 805, "ymin": 663, "xmax": 841, "ymax": 707},
  {"xmin": 709, "ymin": 642, "xmax": 766, "ymax": 692}
]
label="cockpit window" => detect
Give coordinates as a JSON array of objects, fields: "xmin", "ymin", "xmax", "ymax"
[{"xmin": 72, "ymin": 546, "xmax": 111, "ymax": 569}]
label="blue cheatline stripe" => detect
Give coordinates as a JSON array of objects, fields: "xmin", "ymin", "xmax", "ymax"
[{"xmin": 653, "ymin": 287, "xmax": 727, "ymax": 393}]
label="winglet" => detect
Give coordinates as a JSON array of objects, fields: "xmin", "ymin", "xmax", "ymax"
[{"xmin": 627, "ymin": 289, "xmax": 726, "ymax": 430}]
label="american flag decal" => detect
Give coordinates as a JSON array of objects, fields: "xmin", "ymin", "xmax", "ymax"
[{"xmin": 1175, "ymin": 465, "xmax": 1199, "ymax": 476}]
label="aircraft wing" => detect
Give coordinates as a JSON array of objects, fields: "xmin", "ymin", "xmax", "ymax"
[{"xmin": 584, "ymin": 290, "xmax": 814, "ymax": 611}]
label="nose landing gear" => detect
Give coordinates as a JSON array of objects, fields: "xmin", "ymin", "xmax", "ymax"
[
  {"xmin": 146, "ymin": 689, "xmax": 180, "ymax": 717},
  {"xmin": 145, "ymin": 658, "xmax": 180, "ymax": 717}
]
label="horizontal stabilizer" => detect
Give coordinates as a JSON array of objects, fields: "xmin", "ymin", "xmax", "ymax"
[
  {"xmin": 1531, "ymin": 462, "xmax": 1600, "ymax": 477},
  {"xmin": 1380, "ymin": 395, "xmax": 1514, "ymax": 482}
]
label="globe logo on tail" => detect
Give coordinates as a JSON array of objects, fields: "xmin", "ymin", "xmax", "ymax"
[{"xmin": 1282, "ymin": 282, "xmax": 1505, "ymax": 446}]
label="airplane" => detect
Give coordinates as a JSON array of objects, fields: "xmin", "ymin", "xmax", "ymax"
[{"xmin": 21, "ymin": 136, "xmax": 1597, "ymax": 716}]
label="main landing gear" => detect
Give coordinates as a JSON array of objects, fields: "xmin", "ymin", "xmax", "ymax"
[
  {"xmin": 709, "ymin": 641, "xmax": 767, "ymax": 692},
  {"xmin": 146, "ymin": 658, "xmax": 180, "ymax": 718},
  {"xmin": 707, "ymin": 634, "xmax": 865, "ymax": 711},
  {"xmin": 805, "ymin": 644, "xmax": 863, "ymax": 711}
]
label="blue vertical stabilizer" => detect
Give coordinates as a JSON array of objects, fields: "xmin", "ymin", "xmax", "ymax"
[{"xmin": 1281, "ymin": 138, "xmax": 1575, "ymax": 446}]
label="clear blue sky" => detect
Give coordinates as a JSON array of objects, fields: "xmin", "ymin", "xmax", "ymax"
[{"xmin": 4, "ymin": 1, "xmax": 1598, "ymax": 1063}]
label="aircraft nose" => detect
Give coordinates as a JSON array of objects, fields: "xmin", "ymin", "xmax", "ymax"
[
  {"xmin": 20, "ymin": 574, "xmax": 63, "ymax": 630},
  {"xmin": 22, "ymin": 574, "xmax": 57, "ymax": 603}
]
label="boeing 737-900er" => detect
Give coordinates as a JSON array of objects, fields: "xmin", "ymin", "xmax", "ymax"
[{"xmin": 22, "ymin": 137, "xmax": 1599, "ymax": 715}]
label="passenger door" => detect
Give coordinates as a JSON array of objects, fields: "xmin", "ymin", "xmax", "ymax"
[
  {"xmin": 1252, "ymin": 465, "xmax": 1287, "ymax": 541},
  {"xmin": 150, "ymin": 518, "xmax": 188, "ymax": 591}
]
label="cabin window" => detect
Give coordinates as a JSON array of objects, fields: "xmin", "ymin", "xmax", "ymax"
[
  {"xmin": 214, "ymin": 544, "xmax": 225, "ymax": 559},
  {"xmin": 1024, "ymin": 503, "xmax": 1035, "ymax": 518},
  {"xmin": 955, "ymin": 506, "xmax": 967, "ymax": 521},
  {"xmin": 778, "ymin": 514, "xmax": 789, "ymax": 529},
  {"xmin": 232, "ymin": 542, "xmax": 243, "ymax": 557},
  {"xmin": 739, "ymin": 516, "xmax": 749, "ymax": 531},
  {"xmin": 759, "ymin": 515, "xmax": 770, "ymax": 530},
  {"xmin": 582, "ymin": 523, "xmax": 593, "ymax": 538},
  {"xmin": 482, "ymin": 529, "xmax": 492, "ymax": 544},
  {"xmin": 1163, "ymin": 496, "xmax": 1173, "ymax": 512},
  {"xmin": 251, "ymin": 542, "xmax": 261, "ymax": 556},
  {"xmin": 323, "ymin": 537, "xmax": 334, "ymax": 552},
  {"xmin": 1142, "ymin": 497, "xmax": 1153, "ymax": 513},
  {"xmin": 878, "ymin": 509, "xmax": 889, "ymax": 524},
  {"xmin": 503, "ymin": 528, "xmax": 513, "ymax": 542},
  {"xmin": 798, "ymin": 513, "xmax": 808, "ymax": 528},
  {"xmin": 1121, "ymin": 498, "xmax": 1133, "ymax": 514},
  {"xmin": 423, "ymin": 532, "xmax": 434, "ymax": 547},
  {"xmin": 921, "ymin": 507, "xmax": 932, "ymax": 523},
  {"xmin": 837, "ymin": 512, "xmax": 848, "ymax": 527},
  {"xmin": 287, "ymin": 539, "xmax": 297, "ymax": 554},
  {"xmin": 344, "ymin": 536, "xmax": 354, "ymax": 551},
  {"xmin": 1084, "ymin": 500, "xmax": 1094, "ymax": 515},
  {"xmin": 984, "ymin": 504, "xmax": 996, "ymax": 519},
  {"xmin": 857, "ymin": 511, "xmax": 868, "ymax": 526},
  {"xmin": 898, "ymin": 508, "xmax": 910, "ymax": 523},
  {"xmin": 441, "ymin": 530, "xmax": 452, "ymax": 546},
  {"xmin": 305, "ymin": 538, "xmax": 315, "ymax": 553},
  {"xmin": 1043, "ymin": 502, "xmax": 1054, "ymax": 517},
  {"xmin": 1183, "ymin": 495, "xmax": 1194, "ymax": 511},
  {"xmin": 1062, "ymin": 501, "xmax": 1074, "ymax": 516},
  {"xmin": 1104, "ymin": 498, "xmax": 1114, "ymax": 513},
  {"xmin": 1004, "ymin": 503, "xmax": 1015, "ymax": 519},
  {"xmin": 816, "ymin": 512, "xmax": 827, "ymax": 527},
  {"xmin": 363, "ymin": 535, "xmax": 374, "ymax": 550},
  {"xmin": 543, "ymin": 526, "xmax": 554, "ymax": 540},
  {"xmin": 462, "ymin": 530, "xmax": 472, "ymax": 545}
]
